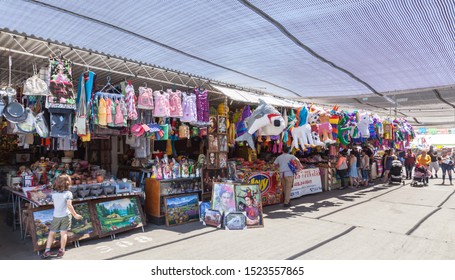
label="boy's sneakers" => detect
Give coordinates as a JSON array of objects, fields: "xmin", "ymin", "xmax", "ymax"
[
  {"xmin": 40, "ymin": 250, "xmax": 52, "ymax": 259},
  {"xmin": 57, "ymin": 248, "xmax": 65, "ymax": 257}
]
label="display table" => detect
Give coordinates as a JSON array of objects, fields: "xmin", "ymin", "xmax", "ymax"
[
  {"xmin": 290, "ymin": 168, "xmax": 323, "ymax": 199},
  {"xmin": 4, "ymin": 186, "xmax": 145, "ymax": 253},
  {"xmin": 242, "ymin": 171, "xmax": 283, "ymax": 206}
]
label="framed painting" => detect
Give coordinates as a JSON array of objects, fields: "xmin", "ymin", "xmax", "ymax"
[
  {"xmin": 218, "ymin": 153, "xmax": 227, "ymax": 169},
  {"xmin": 164, "ymin": 193, "xmax": 200, "ymax": 226},
  {"xmin": 93, "ymin": 195, "xmax": 145, "ymax": 237},
  {"xmin": 206, "ymin": 152, "xmax": 218, "ymax": 169},
  {"xmin": 218, "ymin": 116, "xmax": 227, "ymax": 134},
  {"xmin": 28, "ymin": 202, "xmax": 96, "ymax": 252},
  {"xmin": 208, "ymin": 134, "xmax": 218, "ymax": 152},
  {"xmin": 219, "ymin": 134, "xmax": 228, "ymax": 152},
  {"xmin": 203, "ymin": 209, "xmax": 222, "ymax": 228},
  {"xmin": 211, "ymin": 182, "xmax": 236, "ymax": 215},
  {"xmin": 224, "ymin": 212, "xmax": 247, "ymax": 230},
  {"xmin": 199, "ymin": 201, "xmax": 211, "ymax": 222},
  {"xmin": 208, "ymin": 116, "xmax": 218, "ymax": 134},
  {"xmin": 234, "ymin": 184, "xmax": 264, "ymax": 228}
]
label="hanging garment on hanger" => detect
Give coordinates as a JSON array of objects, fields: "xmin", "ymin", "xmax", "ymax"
[
  {"xmin": 195, "ymin": 87, "xmax": 209, "ymax": 125},
  {"xmin": 181, "ymin": 91, "xmax": 197, "ymax": 123},
  {"xmin": 125, "ymin": 84, "xmax": 138, "ymax": 120},
  {"xmin": 77, "ymin": 71, "xmax": 96, "ymax": 105},
  {"xmin": 114, "ymin": 99, "xmax": 124, "ymax": 126},
  {"xmin": 105, "ymin": 97, "xmax": 113, "ymax": 126},
  {"xmin": 98, "ymin": 97, "xmax": 107, "ymax": 126},
  {"xmin": 153, "ymin": 90, "xmax": 170, "ymax": 117},
  {"xmin": 137, "ymin": 87, "xmax": 154, "ymax": 110},
  {"xmin": 169, "ymin": 90, "xmax": 183, "ymax": 117}
]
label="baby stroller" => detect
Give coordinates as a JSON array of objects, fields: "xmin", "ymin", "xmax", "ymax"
[
  {"xmin": 389, "ymin": 159, "xmax": 404, "ymax": 185},
  {"xmin": 411, "ymin": 164, "xmax": 431, "ymax": 187}
]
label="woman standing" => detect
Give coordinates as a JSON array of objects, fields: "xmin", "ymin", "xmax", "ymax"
[
  {"xmin": 404, "ymin": 149, "xmax": 416, "ymax": 180},
  {"xmin": 440, "ymin": 150, "xmax": 453, "ymax": 185},
  {"xmin": 349, "ymin": 152, "xmax": 359, "ymax": 188},
  {"xmin": 336, "ymin": 151, "xmax": 349, "ymax": 190}
]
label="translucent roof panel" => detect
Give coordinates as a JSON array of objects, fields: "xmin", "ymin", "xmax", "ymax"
[{"xmin": 1, "ymin": 0, "xmax": 455, "ymax": 102}]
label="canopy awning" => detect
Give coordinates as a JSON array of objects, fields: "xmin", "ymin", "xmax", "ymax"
[{"xmin": 212, "ymin": 85, "xmax": 303, "ymax": 108}]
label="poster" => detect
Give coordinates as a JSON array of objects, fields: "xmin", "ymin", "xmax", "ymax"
[
  {"xmin": 291, "ymin": 168, "xmax": 322, "ymax": 198},
  {"xmin": 247, "ymin": 171, "xmax": 282, "ymax": 206}
]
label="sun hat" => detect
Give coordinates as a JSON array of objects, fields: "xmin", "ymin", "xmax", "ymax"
[{"xmin": 2, "ymin": 100, "xmax": 28, "ymax": 123}]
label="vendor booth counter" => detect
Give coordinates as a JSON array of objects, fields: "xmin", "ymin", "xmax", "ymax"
[{"xmin": 4, "ymin": 186, "xmax": 145, "ymax": 253}]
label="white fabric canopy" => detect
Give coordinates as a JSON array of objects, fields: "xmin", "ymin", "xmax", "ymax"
[{"xmin": 1, "ymin": 1, "xmax": 455, "ymax": 127}]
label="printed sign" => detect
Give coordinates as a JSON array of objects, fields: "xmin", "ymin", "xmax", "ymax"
[
  {"xmin": 247, "ymin": 172, "xmax": 282, "ymax": 206},
  {"xmin": 291, "ymin": 168, "xmax": 322, "ymax": 198}
]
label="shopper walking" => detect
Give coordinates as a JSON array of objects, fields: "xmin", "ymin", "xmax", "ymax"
[
  {"xmin": 440, "ymin": 150, "xmax": 454, "ymax": 185},
  {"xmin": 404, "ymin": 149, "xmax": 416, "ymax": 179},
  {"xmin": 428, "ymin": 146, "xmax": 439, "ymax": 178},
  {"xmin": 336, "ymin": 150, "xmax": 349, "ymax": 190},
  {"xmin": 274, "ymin": 145, "xmax": 299, "ymax": 208},
  {"xmin": 41, "ymin": 174, "xmax": 82, "ymax": 259}
]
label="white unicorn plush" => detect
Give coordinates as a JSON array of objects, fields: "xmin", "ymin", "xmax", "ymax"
[
  {"xmin": 357, "ymin": 112, "xmax": 371, "ymax": 138},
  {"xmin": 291, "ymin": 106, "xmax": 314, "ymax": 150}
]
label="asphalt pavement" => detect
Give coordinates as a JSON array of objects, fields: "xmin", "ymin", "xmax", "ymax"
[{"xmin": 1, "ymin": 176, "xmax": 455, "ymax": 260}]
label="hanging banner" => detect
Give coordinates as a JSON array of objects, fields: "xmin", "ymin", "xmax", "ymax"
[{"xmin": 291, "ymin": 168, "xmax": 322, "ymax": 198}]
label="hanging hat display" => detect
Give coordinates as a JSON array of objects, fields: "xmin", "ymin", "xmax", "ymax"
[{"xmin": 2, "ymin": 100, "xmax": 28, "ymax": 123}]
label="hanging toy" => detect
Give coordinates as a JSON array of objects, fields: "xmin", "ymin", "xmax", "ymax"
[{"xmin": 235, "ymin": 99, "xmax": 285, "ymax": 150}]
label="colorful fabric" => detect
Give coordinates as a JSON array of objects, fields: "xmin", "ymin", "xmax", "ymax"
[
  {"xmin": 181, "ymin": 92, "xmax": 197, "ymax": 123},
  {"xmin": 153, "ymin": 91, "xmax": 170, "ymax": 117},
  {"xmin": 125, "ymin": 84, "xmax": 138, "ymax": 120},
  {"xmin": 169, "ymin": 90, "xmax": 183, "ymax": 117},
  {"xmin": 195, "ymin": 88, "xmax": 209, "ymax": 123}
]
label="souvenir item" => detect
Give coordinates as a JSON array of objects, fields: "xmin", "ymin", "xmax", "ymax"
[
  {"xmin": 234, "ymin": 184, "xmax": 264, "ymax": 228},
  {"xmin": 24, "ymin": 67, "xmax": 49, "ymax": 96},
  {"xmin": 291, "ymin": 106, "xmax": 314, "ymax": 150},
  {"xmin": 153, "ymin": 90, "xmax": 170, "ymax": 117},
  {"xmin": 169, "ymin": 90, "xmax": 183, "ymax": 117},
  {"xmin": 181, "ymin": 92, "xmax": 197, "ymax": 123},
  {"xmin": 164, "ymin": 194, "xmax": 199, "ymax": 227},
  {"xmin": 211, "ymin": 182, "xmax": 235, "ymax": 215},
  {"xmin": 224, "ymin": 212, "xmax": 247, "ymax": 230},
  {"xmin": 137, "ymin": 86, "xmax": 154, "ymax": 110},
  {"xmin": 203, "ymin": 209, "xmax": 222, "ymax": 228},
  {"xmin": 93, "ymin": 196, "xmax": 145, "ymax": 237},
  {"xmin": 195, "ymin": 87, "xmax": 209, "ymax": 125},
  {"xmin": 235, "ymin": 99, "xmax": 285, "ymax": 150},
  {"xmin": 3, "ymin": 100, "xmax": 28, "ymax": 123}
]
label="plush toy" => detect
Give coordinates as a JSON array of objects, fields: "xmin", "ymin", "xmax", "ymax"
[
  {"xmin": 337, "ymin": 112, "xmax": 351, "ymax": 146},
  {"xmin": 312, "ymin": 131, "xmax": 325, "ymax": 146},
  {"xmin": 291, "ymin": 106, "xmax": 314, "ymax": 150},
  {"xmin": 319, "ymin": 110, "xmax": 336, "ymax": 144},
  {"xmin": 357, "ymin": 112, "xmax": 371, "ymax": 138},
  {"xmin": 235, "ymin": 99, "xmax": 285, "ymax": 150}
]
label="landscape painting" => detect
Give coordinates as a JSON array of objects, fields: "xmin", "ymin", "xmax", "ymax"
[
  {"xmin": 94, "ymin": 196, "xmax": 145, "ymax": 237},
  {"xmin": 164, "ymin": 194, "xmax": 199, "ymax": 226},
  {"xmin": 28, "ymin": 202, "xmax": 95, "ymax": 252}
]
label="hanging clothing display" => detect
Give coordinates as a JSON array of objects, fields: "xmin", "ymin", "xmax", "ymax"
[
  {"xmin": 48, "ymin": 57, "xmax": 75, "ymax": 106},
  {"xmin": 169, "ymin": 90, "xmax": 183, "ymax": 117},
  {"xmin": 195, "ymin": 87, "xmax": 209, "ymax": 125},
  {"xmin": 153, "ymin": 90, "xmax": 170, "ymax": 117},
  {"xmin": 125, "ymin": 83, "xmax": 138, "ymax": 120},
  {"xmin": 181, "ymin": 91, "xmax": 197, "ymax": 123},
  {"xmin": 137, "ymin": 86, "xmax": 154, "ymax": 110}
]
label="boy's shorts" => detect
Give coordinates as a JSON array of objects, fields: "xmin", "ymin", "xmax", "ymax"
[{"xmin": 50, "ymin": 215, "xmax": 72, "ymax": 232}]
